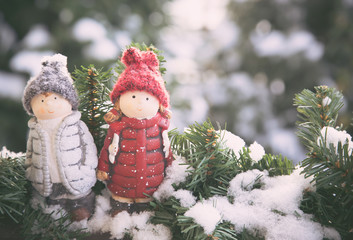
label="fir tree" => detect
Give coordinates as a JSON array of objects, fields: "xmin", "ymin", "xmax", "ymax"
[
  {"xmin": 0, "ymin": 152, "xmax": 27, "ymax": 224},
  {"xmin": 295, "ymin": 85, "xmax": 353, "ymax": 239},
  {"xmin": 0, "ymin": 150, "xmax": 88, "ymax": 240},
  {"xmin": 151, "ymin": 121, "xmax": 294, "ymax": 240},
  {"xmin": 72, "ymin": 65, "xmax": 114, "ymax": 150},
  {"xmin": 2, "ymin": 42, "xmax": 349, "ymax": 239}
]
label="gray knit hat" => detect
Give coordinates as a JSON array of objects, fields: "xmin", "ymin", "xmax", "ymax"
[{"xmin": 22, "ymin": 53, "xmax": 79, "ymax": 115}]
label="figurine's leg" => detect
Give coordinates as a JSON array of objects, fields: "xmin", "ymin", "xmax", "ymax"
[
  {"xmin": 128, "ymin": 202, "xmax": 151, "ymax": 214},
  {"xmin": 110, "ymin": 197, "xmax": 131, "ymax": 217},
  {"xmin": 66, "ymin": 191, "xmax": 95, "ymax": 221}
]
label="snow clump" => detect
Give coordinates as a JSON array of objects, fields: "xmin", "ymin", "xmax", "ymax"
[
  {"xmin": 322, "ymin": 96, "xmax": 332, "ymax": 107},
  {"xmin": 220, "ymin": 130, "xmax": 266, "ymax": 162},
  {"xmin": 153, "ymin": 156, "xmax": 192, "ymax": 201},
  {"xmin": 249, "ymin": 141, "xmax": 265, "ymax": 162},
  {"xmin": 318, "ymin": 126, "xmax": 353, "ymax": 154},
  {"xmin": 219, "ymin": 130, "xmax": 246, "ymax": 158},
  {"xmin": 205, "ymin": 168, "xmax": 339, "ymax": 240},
  {"xmin": 0, "ymin": 146, "xmax": 25, "ymax": 159},
  {"xmin": 184, "ymin": 202, "xmax": 221, "ymax": 235},
  {"xmin": 173, "ymin": 189, "xmax": 197, "ymax": 208}
]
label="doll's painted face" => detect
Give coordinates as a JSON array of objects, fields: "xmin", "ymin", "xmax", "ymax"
[
  {"xmin": 119, "ymin": 91, "xmax": 159, "ymax": 119},
  {"xmin": 31, "ymin": 92, "xmax": 72, "ymax": 120}
]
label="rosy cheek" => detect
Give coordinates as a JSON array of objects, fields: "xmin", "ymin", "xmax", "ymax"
[{"xmin": 40, "ymin": 108, "xmax": 45, "ymax": 114}]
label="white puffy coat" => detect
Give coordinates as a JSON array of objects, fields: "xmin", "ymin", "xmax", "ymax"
[{"xmin": 25, "ymin": 111, "xmax": 97, "ymax": 197}]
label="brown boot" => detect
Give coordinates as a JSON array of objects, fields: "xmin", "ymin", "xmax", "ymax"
[
  {"xmin": 71, "ymin": 207, "xmax": 91, "ymax": 221},
  {"xmin": 110, "ymin": 198, "xmax": 131, "ymax": 217}
]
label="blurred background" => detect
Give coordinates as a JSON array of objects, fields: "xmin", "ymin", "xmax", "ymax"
[{"xmin": 0, "ymin": 0, "xmax": 352, "ymax": 164}]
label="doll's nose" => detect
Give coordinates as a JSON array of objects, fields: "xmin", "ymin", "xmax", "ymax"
[{"xmin": 46, "ymin": 99, "xmax": 55, "ymax": 106}]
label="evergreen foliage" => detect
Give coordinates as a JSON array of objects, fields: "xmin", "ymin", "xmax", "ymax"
[
  {"xmin": 1, "ymin": 42, "xmax": 350, "ymax": 239},
  {"xmin": 151, "ymin": 120, "xmax": 294, "ymax": 239},
  {"xmin": 0, "ymin": 153, "xmax": 27, "ymax": 223},
  {"xmin": 0, "ymin": 152, "xmax": 88, "ymax": 240},
  {"xmin": 72, "ymin": 65, "xmax": 114, "ymax": 150},
  {"xmin": 295, "ymin": 85, "xmax": 353, "ymax": 238},
  {"xmin": 21, "ymin": 205, "xmax": 89, "ymax": 240}
]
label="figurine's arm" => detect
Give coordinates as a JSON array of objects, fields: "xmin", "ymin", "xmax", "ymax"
[
  {"xmin": 79, "ymin": 120, "xmax": 98, "ymax": 170},
  {"xmin": 159, "ymin": 116, "xmax": 173, "ymax": 165},
  {"xmin": 97, "ymin": 123, "xmax": 123, "ymax": 181},
  {"xmin": 162, "ymin": 131, "xmax": 170, "ymax": 158},
  {"xmin": 97, "ymin": 133, "xmax": 119, "ymax": 181},
  {"xmin": 108, "ymin": 133, "xmax": 119, "ymax": 164},
  {"xmin": 24, "ymin": 129, "xmax": 34, "ymax": 179},
  {"xmin": 25, "ymin": 131, "xmax": 33, "ymax": 168}
]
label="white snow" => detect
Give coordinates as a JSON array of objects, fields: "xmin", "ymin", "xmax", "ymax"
[
  {"xmin": 23, "ymin": 25, "xmax": 51, "ymax": 48},
  {"xmin": 131, "ymin": 223, "xmax": 172, "ymax": 240},
  {"xmin": 84, "ymin": 38, "xmax": 119, "ymax": 61},
  {"xmin": 72, "ymin": 18, "xmax": 107, "ymax": 42},
  {"xmin": 207, "ymin": 168, "xmax": 338, "ymax": 240},
  {"xmin": 249, "ymin": 141, "xmax": 265, "ymax": 162},
  {"xmin": 2, "ymin": 145, "xmax": 339, "ymax": 240},
  {"xmin": 87, "ymin": 189, "xmax": 173, "ymax": 239},
  {"xmin": 87, "ymin": 193, "xmax": 111, "ymax": 233},
  {"xmin": 228, "ymin": 169, "xmax": 267, "ymax": 194},
  {"xmin": 184, "ymin": 202, "xmax": 221, "ymax": 235},
  {"xmin": 0, "ymin": 146, "xmax": 25, "ymax": 159},
  {"xmin": 219, "ymin": 130, "xmax": 266, "ymax": 162},
  {"xmin": 322, "ymin": 96, "xmax": 332, "ymax": 107},
  {"xmin": 10, "ymin": 50, "xmax": 54, "ymax": 75},
  {"xmin": 173, "ymin": 189, "xmax": 196, "ymax": 208},
  {"xmin": 318, "ymin": 126, "xmax": 353, "ymax": 154},
  {"xmin": 153, "ymin": 156, "xmax": 192, "ymax": 201},
  {"xmin": 220, "ymin": 130, "xmax": 245, "ymax": 158},
  {"xmin": 167, "ymin": 0, "xmax": 228, "ymax": 31},
  {"xmin": 72, "ymin": 17, "xmax": 118, "ymax": 61},
  {"xmin": 251, "ymin": 30, "xmax": 324, "ymax": 61}
]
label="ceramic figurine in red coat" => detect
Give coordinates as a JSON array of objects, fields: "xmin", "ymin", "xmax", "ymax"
[{"xmin": 97, "ymin": 47, "xmax": 173, "ymax": 215}]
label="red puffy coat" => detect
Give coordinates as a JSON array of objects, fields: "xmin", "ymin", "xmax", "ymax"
[{"xmin": 98, "ymin": 112, "xmax": 173, "ymax": 199}]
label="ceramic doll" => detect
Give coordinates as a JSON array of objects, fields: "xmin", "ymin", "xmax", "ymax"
[
  {"xmin": 97, "ymin": 47, "xmax": 173, "ymax": 215},
  {"xmin": 22, "ymin": 54, "xmax": 97, "ymax": 221}
]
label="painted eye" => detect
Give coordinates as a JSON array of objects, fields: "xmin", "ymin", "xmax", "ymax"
[
  {"xmin": 132, "ymin": 95, "xmax": 136, "ymax": 99},
  {"xmin": 41, "ymin": 100, "xmax": 44, "ymax": 102},
  {"xmin": 54, "ymin": 97, "xmax": 57, "ymax": 100},
  {"xmin": 146, "ymin": 97, "xmax": 149, "ymax": 101}
]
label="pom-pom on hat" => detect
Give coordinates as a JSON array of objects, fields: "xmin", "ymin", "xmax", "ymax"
[
  {"xmin": 111, "ymin": 47, "xmax": 170, "ymax": 108},
  {"xmin": 22, "ymin": 53, "xmax": 79, "ymax": 115}
]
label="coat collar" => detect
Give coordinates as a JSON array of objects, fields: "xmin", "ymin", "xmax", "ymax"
[
  {"xmin": 28, "ymin": 111, "xmax": 81, "ymax": 128},
  {"xmin": 120, "ymin": 112, "xmax": 161, "ymax": 129}
]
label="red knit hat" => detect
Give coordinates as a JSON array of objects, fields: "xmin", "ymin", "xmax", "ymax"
[{"xmin": 111, "ymin": 47, "xmax": 170, "ymax": 108}]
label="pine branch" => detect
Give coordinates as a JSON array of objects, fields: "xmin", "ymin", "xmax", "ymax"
[
  {"xmin": 0, "ymin": 152, "xmax": 89, "ymax": 239},
  {"xmin": 0, "ymin": 154, "xmax": 27, "ymax": 223},
  {"xmin": 294, "ymin": 85, "xmax": 343, "ymax": 152},
  {"xmin": 150, "ymin": 120, "xmax": 296, "ymax": 239},
  {"xmin": 254, "ymin": 154, "xmax": 294, "ymax": 177},
  {"xmin": 170, "ymin": 121, "xmax": 240, "ymax": 199},
  {"xmin": 22, "ymin": 204, "xmax": 88, "ymax": 240},
  {"xmin": 294, "ymin": 85, "xmax": 353, "ymax": 238},
  {"xmin": 72, "ymin": 65, "xmax": 113, "ymax": 150}
]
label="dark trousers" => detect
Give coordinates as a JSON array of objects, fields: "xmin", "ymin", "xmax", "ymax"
[{"xmin": 32, "ymin": 184, "xmax": 95, "ymax": 216}]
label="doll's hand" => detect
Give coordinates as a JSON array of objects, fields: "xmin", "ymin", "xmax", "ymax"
[
  {"xmin": 104, "ymin": 111, "xmax": 120, "ymax": 123},
  {"xmin": 108, "ymin": 133, "xmax": 119, "ymax": 164},
  {"xmin": 97, "ymin": 170, "xmax": 109, "ymax": 181},
  {"xmin": 162, "ymin": 131, "xmax": 170, "ymax": 158}
]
